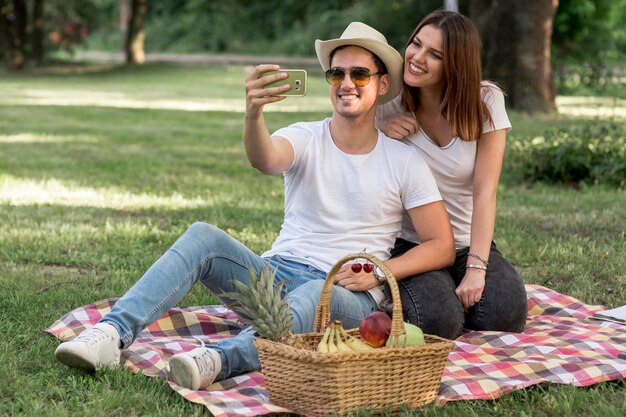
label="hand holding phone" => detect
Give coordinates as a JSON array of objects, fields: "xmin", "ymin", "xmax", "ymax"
[{"xmin": 261, "ymin": 69, "xmax": 307, "ymax": 97}]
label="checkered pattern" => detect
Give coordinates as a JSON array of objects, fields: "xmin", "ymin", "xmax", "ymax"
[
  {"xmin": 440, "ymin": 296, "xmax": 626, "ymax": 403},
  {"xmin": 45, "ymin": 285, "xmax": 626, "ymax": 416}
]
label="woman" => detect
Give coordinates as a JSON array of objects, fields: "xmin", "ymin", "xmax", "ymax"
[{"xmin": 377, "ymin": 10, "xmax": 527, "ymax": 339}]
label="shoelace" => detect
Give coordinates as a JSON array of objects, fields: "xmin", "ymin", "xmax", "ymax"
[
  {"xmin": 190, "ymin": 337, "xmax": 216, "ymax": 378},
  {"xmin": 192, "ymin": 336, "xmax": 206, "ymax": 349},
  {"xmin": 192, "ymin": 348, "xmax": 216, "ymax": 378},
  {"xmin": 74, "ymin": 326, "xmax": 111, "ymax": 346}
]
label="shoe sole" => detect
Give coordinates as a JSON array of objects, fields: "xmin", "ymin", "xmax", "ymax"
[
  {"xmin": 169, "ymin": 354, "xmax": 199, "ymax": 390},
  {"xmin": 55, "ymin": 348, "xmax": 97, "ymax": 371}
]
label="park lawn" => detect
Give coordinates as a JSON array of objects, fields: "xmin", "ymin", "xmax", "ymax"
[{"xmin": 0, "ymin": 62, "xmax": 624, "ymax": 416}]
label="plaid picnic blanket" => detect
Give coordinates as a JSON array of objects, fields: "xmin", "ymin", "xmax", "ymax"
[{"xmin": 45, "ymin": 284, "xmax": 626, "ymax": 416}]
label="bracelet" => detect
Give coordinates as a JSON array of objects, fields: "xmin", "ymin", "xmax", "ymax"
[
  {"xmin": 466, "ymin": 263, "xmax": 487, "ymax": 271},
  {"xmin": 468, "ymin": 251, "xmax": 489, "ymax": 266}
]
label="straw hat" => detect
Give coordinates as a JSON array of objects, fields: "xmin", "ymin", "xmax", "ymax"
[{"xmin": 315, "ymin": 22, "xmax": 403, "ymax": 104}]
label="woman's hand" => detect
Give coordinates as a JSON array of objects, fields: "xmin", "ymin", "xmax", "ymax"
[
  {"xmin": 333, "ymin": 263, "xmax": 379, "ymax": 291},
  {"xmin": 377, "ymin": 113, "xmax": 419, "ymax": 140},
  {"xmin": 455, "ymin": 269, "xmax": 486, "ymax": 310}
]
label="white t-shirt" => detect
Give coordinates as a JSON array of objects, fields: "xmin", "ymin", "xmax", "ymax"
[
  {"xmin": 261, "ymin": 118, "xmax": 441, "ymax": 303},
  {"xmin": 376, "ymin": 83, "xmax": 511, "ymax": 249}
]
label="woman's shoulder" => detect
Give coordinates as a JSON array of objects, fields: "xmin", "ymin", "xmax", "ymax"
[
  {"xmin": 480, "ymin": 81, "xmax": 506, "ymax": 110},
  {"xmin": 376, "ymin": 93, "xmax": 410, "ymax": 119},
  {"xmin": 480, "ymin": 81, "xmax": 504, "ymax": 98},
  {"xmin": 479, "ymin": 81, "xmax": 511, "ymax": 132}
]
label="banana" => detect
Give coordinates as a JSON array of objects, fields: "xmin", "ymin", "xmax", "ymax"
[
  {"xmin": 347, "ymin": 335, "xmax": 376, "ymax": 352},
  {"xmin": 337, "ymin": 323, "xmax": 375, "ymax": 352},
  {"xmin": 317, "ymin": 325, "xmax": 332, "ymax": 353},
  {"xmin": 333, "ymin": 322, "xmax": 353, "ymax": 352},
  {"xmin": 327, "ymin": 327, "xmax": 339, "ymax": 352},
  {"xmin": 318, "ymin": 321, "xmax": 376, "ymax": 353}
]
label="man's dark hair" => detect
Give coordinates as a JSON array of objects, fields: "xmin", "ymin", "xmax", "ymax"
[{"xmin": 329, "ymin": 46, "xmax": 388, "ymax": 74}]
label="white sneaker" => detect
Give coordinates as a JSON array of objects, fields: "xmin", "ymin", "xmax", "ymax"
[
  {"xmin": 169, "ymin": 347, "xmax": 222, "ymax": 390},
  {"xmin": 54, "ymin": 322, "xmax": 121, "ymax": 371}
]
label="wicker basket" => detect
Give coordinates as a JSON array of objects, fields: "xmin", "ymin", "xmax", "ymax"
[{"xmin": 254, "ymin": 253, "xmax": 454, "ymax": 416}]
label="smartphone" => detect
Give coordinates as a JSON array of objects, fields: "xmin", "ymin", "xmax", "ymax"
[{"xmin": 262, "ymin": 69, "xmax": 307, "ymax": 97}]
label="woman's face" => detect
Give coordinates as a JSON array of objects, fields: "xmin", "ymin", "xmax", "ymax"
[{"xmin": 403, "ymin": 24, "xmax": 444, "ymax": 90}]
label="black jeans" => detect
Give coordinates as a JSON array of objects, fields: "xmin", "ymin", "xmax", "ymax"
[{"xmin": 385, "ymin": 238, "xmax": 528, "ymax": 339}]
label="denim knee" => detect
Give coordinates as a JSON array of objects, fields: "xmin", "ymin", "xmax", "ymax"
[
  {"xmin": 287, "ymin": 280, "xmax": 325, "ymax": 333},
  {"xmin": 394, "ymin": 269, "xmax": 464, "ymax": 340},
  {"xmin": 463, "ymin": 248, "xmax": 528, "ymax": 332},
  {"xmin": 186, "ymin": 222, "xmax": 229, "ymax": 247},
  {"xmin": 288, "ymin": 280, "xmax": 375, "ymax": 333}
]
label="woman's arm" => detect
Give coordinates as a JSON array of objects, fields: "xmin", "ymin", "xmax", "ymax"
[
  {"xmin": 375, "ymin": 98, "xmax": 419, "ymax": 140},
  {"xmin": 454, "ymin": 128, "xmax": 506, "ymax": 309},
  {"xmin": 376, "ymin": 113, "xmax": 419, "ymax": 140}
]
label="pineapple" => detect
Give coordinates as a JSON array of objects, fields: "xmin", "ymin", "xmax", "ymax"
[{"xmin": 220, "ymin": 262, "xmax": 295, "ymax": 343}]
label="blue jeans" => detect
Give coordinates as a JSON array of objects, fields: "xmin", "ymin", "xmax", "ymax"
[
  {"xmin": 101, "ymin": 222, "xmax": 378, "ymax": 381},
  {"xmin": 388, "ymin": 238, "xmax": 527, "ymax": 339}
]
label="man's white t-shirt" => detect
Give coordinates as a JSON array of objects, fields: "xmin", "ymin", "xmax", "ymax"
[
  {"xmin": 261, "ymin": 118, "xmax": 441, "ymax": 303},
  {"xmin": 376, "ymin": 83, "xmax": 512, "ymax": 249}
]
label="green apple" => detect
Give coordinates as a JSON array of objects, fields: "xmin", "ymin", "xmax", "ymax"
[{"xmin": 386, "ymin": 322, "xmax": 425, "ymax": 347}]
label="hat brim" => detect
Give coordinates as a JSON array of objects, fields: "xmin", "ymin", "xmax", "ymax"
[{"xmin": 315, "ymin": 38, "xmax": 403, "ymax": 105}]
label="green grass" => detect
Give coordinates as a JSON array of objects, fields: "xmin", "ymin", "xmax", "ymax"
[{"xmin": 1, "ymin": 62, "xmax": 625, "ymax": 416}]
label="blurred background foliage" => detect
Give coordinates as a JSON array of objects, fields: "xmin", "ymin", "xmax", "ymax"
[
  {"xmin": 2, "ymin": 1, "xmax": 624, "ymax": 81},
  {"xmin": 1, "ymin": 5, "xmax": 624, "ymax": 103},
  {"xmin": 551, "ymin": 0, "xmax": 626, "ymax": 96},
  {"xmin": 80, "ymin": 0, "xmax": 439, "ymax": 56}
]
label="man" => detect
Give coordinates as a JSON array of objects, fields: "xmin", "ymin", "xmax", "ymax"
[{"xmin": 54, "ymin": 22, "xmax": 454, "ymax": 390}]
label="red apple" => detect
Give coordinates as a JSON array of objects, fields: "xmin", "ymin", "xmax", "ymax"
[{"xmin": 358, "ymin": 311, "xmax": 392, "ymax": 347}]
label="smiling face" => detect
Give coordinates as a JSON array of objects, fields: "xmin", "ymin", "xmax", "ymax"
[
  {"xmin": 328, "ymin": 46, "xmax": 389, "ymax": 119},
  {"xmin": 404, "ymin": 24, "xmax": 445, "ymax": 91}
]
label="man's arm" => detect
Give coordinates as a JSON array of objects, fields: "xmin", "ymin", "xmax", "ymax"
[
  {"xmin": 244, "ymin": 64, "xmax": 296, "ymax": 175},
  {"xmin": 334, "ymin": 201, "xmax": 455, "ymax": 291},
  {"xmin": 385, "ymin": 201, "xmax": 455, "ymax": 279}
]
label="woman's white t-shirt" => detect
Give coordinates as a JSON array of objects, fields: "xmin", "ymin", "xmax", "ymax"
[
  {"xmin": 377, "ymin": 83, "xmax": 511, "ymax": 249},
  {"xmin": 261, "ymin": 118, "xmax": 442, "ymax": 303}
]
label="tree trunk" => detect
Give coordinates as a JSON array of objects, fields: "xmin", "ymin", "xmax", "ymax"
[
  {"xmin": 120, "ymin": 0, "xmax": 130, "ymax": 52},
  {"xmin": 482, "ymin": 0, "xmax": 559, "ymax": 114},
  {"xmin": 467, "ymin": 0, "xmax": 496, "ymax": 65},
  {"xmin": 0, "ymin": 0, "xmax": 26, "ymax": 69},
  {"xmin": 125, "ymin": 0, "xmax": 147, "ymax": 64},
  {"xmin": 0, "ymin": 0, "xmax": 9, "ymax": 62},
  {"xmin": 13, "ymin": 0, "xmax": 25, "ymax": 64},
  {"xmin": 513, "ymin": 0, "xmax": 558, "ymax": 112},
  {"xmin": 32, "ymin": 0, "xmax": 45, "ymax": 65}
]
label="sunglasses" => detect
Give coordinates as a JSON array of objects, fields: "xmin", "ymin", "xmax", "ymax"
[{"xmin": 325, "ymin": 67, "xmax": 381, "ymax": 87}]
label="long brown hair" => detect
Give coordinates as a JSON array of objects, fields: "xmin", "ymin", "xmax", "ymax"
[{"xmin": 401, "ymin": 10, "xmax": 493, "ymax": 141}]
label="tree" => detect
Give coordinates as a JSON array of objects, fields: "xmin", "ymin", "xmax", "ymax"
[
  {"xmin": 470, "ymin": 0, "xmax": 559, "ymax": 114},
  {"xmin": 551, "ymin": 0, "xmax": 626, "ymax": 92},
  {"xmin": 0, "ymin": 0, "xmax": 27, "ymax": 69},
  {"xmin": 31, "ymin": 0, "xmax": 44, "ymax": 64},
  {"xmin": 124, "ymin": 0, "xmax": 147, "ymax": 64}
]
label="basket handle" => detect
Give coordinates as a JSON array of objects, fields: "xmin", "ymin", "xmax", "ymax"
[{"xmin": 312, "ymin": 253, "xmax": 405, "ymax": 340}]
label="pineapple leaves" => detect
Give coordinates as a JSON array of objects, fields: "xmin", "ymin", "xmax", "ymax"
[{"xmin": 219, "ymin": 262, "xmax": 294, "ymax": 342}]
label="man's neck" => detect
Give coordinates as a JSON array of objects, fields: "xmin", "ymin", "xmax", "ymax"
[{"xmin": 329, "ymin": 113, "xmax": 379, "ymax": 155}]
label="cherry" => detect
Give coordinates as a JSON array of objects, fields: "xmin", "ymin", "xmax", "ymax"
[
  {"xmin": 363, "ymin": 263, "xmax": 373, "ymax": 273},
  {"xmin": 351, "ymin": 263, "xmax": 363, "ymax": 273}
]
